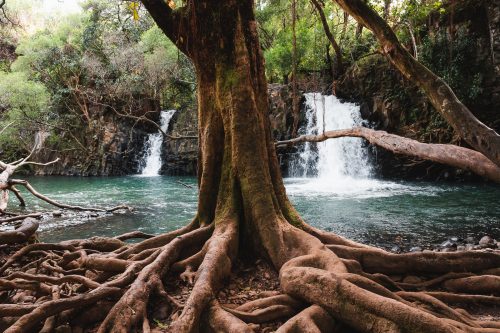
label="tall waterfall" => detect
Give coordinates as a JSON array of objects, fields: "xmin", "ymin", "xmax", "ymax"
[
  {"xmin": 139, "ymin": 110, "xmax": 176, "ymax": 176},
  {"xmin": 290, "ymin": 93, "xmax": 373, "ymax": 185}
]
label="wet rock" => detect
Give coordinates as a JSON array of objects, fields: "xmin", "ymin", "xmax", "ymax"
[
  {"xmin": 52, "ymin": 210, "xmax": 62, "ymax": 217},
  {"xmin": 441, "ymin": 247, "xmax": 456, "ymax": 252},
  {"xmin": 90, "ymin": 212, "xmax": 99, "ymax": 218},
  {"xmin": 449, "ymin": 236, "xmax": 461, "ymax": 242},
  {"xmin": 409, "ymin": 246, "xmax": 422, "ymax": 252},
  {"xmin": 402, "ymin": 276, "xmax": 422, "ymax": 284},
  {"xmin": 423, "ymin": 249, "xmax": 433, "ymax": 253},
  {"xmin": 465, "ymin": 244, "xmax": 475, "ymax": 251},
  {"xmin": 390, "ymin": 245, "xmax": 402, "ymax": 253},
  {"xmin": 479, "ymin": 235, "xmax": 495, "ymax": 247},
  {"xmin": 456, "ymin": 245, "xmax": 466, "ymax": 252},
  {"xmin": 440, "ymin": 240, "xmax": 457, "ymax": 249}
]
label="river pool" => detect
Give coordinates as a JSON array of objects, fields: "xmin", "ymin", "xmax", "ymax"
[{"xmin": 10, "ymin": 176, "xmax": 500, "ymax": 250}]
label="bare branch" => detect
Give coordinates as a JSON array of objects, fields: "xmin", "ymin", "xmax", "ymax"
[
  {"xmin": 18, "ymin": 158, "xmax": 60, "ymax": 168},
  {"xmin": 94, "ymin": 101, "xmax": 197, "ymax": 140},
  {"xmin": 0, "ymin": 121, "xmax": 14, "ymax": 135},
  {"xmin": 277, "ymin": 127, "xmax": 500, "ymax": 183},
  {"xmin": 9, "ymin": 179, "xmax": 132, "ymax": 213}
]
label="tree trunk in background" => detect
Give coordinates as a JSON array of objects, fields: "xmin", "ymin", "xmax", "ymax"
[
  {"xmin": 355, "ymin": 22, "xmax": 363, "ymax": 39},
  {"xmin": 341, "ymin": 11, "xmax": 349, "ymax": 41},
  {"xmin": 291, "ymin": 0, "xmax": 300, "ymax": 137},
  {"xmin": 311, "ymin": 0, "xmax": 344, "ymax": 76},
  {"xmin": 332, "ymin": 0, "xmax": 500, "ymax": 167},
  {"xmin": 383, "ymin": 0, "xmax": 391, "ymax": 20}
]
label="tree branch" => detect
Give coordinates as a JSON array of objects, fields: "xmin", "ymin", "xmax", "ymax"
[
  {"xmin": 140, "ymin": 0, "xmax": 189, "ymax": 55},
  {"xmin": 9, "ymin": 179, "xmax": 131, "ymax": 213},
  {"xmin": 331, "ymin": 0, "xmax": 500, "ymax": 167},
  {"xmin": 0, "ymin": 121, "xmax": 14, "ymax": 136},
  {"xmin": 276, "ymin": 127, "xmax": 500, "ymax": 183},
  {"xmin": 311, "ymin": 0, "xmax": 343, "ymax": 74}
]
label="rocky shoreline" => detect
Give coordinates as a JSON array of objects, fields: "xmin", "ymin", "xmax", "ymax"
[{"xmin": 390, "ymin": 235, "xmax": 500, "ymax": 254}]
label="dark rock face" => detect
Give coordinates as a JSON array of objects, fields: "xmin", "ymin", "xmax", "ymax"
[
  {"xmin": 161, "ymin": 107, "xmax": 198, "ymax": 176},
  {"xmin": 35, "ymin": 102, "xmax": 160, "ymax": 176}
]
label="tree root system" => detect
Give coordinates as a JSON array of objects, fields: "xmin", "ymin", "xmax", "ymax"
[{"xmin": 1, "ymin": 219, "xmax": 499, "ymax": 333}]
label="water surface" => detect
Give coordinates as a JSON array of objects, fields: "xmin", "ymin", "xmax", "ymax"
[{"xmin": 11, "ymin": 176, "xmax": 500, "ymax": 249}]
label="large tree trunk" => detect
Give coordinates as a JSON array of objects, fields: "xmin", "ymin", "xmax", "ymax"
[
  {"xmin": 332, "ymin": 0, "xmax": 500, "ymax": 167},
  {"xmin": 2, "ymin": 1, "xmax": 499, "ymax": 332}
]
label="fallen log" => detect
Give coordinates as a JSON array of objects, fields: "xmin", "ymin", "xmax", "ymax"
[
  {"xmin": 276, "ymin": 127, "xmax": 500, "ymax": 183},
  {"xmin": 0, "ymin": 218, "xmax": 39, "ymax": 245}
]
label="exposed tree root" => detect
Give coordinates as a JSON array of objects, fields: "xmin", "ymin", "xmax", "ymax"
[
  {"xmin": 276, "ymin": 305, "xmax": 338, "ymax": 333},
  {"xmin": 1, "ymin": 219, "xmax": 499, "ymax": 333},
  {"xmin": 0, "ymin": 218, "xmax": 38, "ymax": 245}
]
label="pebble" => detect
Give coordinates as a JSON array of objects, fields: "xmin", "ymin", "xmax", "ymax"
[
  {"xmin": 390, "ymin": 245, "xmax": 402, "ymax": 254},
  {"xmin": 440, "ymin": 240, "xmax": 457, "ymax": 249},
  {"xmin": 409, "ymin": 246, "xmax": 422, "ymax": 252},
  {"xmin": 456, "ymin": 245, "xmax": 466, "ymax": 251},
  {"xmin": 52, "ymin": 210, "xmax": 62, "ymax": 217},
  {"xmin": 479, "ymin": 235, "xmax": 495, "ymax": 247}
]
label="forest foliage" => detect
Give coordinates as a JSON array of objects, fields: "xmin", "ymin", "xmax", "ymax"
[{"xmin": 0, "ymin": 0, "xmax": 493, "ymax": 162}]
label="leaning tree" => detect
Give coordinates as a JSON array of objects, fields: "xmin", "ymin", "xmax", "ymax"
[{"xmin": 1, "ymin": 1, "xmax": 500, "ymax": 333}]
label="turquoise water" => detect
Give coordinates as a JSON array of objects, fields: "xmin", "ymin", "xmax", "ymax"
[{"xmin": 8, "ymin": 176, "xmax": 500, "ymax": 249}]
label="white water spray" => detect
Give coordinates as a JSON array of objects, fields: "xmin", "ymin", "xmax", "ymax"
[
  {"xmin": 139, "ymin": 110, "xmax": 176, "ymax": 176},
  {"xmin": 289, "ymin": 93, "xmax": 377, "ymax": 193}
]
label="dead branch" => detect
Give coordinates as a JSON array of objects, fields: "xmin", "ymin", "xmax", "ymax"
[{"xmin": 277, "ymin": 127, "xmax": 500, "ymax": 183}]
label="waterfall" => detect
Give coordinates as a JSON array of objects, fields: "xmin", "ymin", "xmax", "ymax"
[
  {"xmin": 289, "ymin": 93, "xmax": 373, "ymax": 187},
  {"xmin": 139, "ymin": 110, "xmax": 176, "ymax": 176}
]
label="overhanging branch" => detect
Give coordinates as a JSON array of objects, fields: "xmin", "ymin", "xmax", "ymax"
[{"xmin": 276, "ymin": 127, "xmax": 500, "ymax": 183}]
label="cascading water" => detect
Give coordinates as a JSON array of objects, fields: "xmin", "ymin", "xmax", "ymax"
[
  {"xmin": 288, "ymin": 93, "xmax": 378, "ymax": 194},
  {"xmin": 139, "ymin": 110, "xmax": 176, "ymax": 176}
]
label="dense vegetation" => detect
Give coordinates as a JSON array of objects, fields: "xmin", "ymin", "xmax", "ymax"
[
  {"xmin": 0, "ymin": 0, "xmax": 195, "ymax": 164},
  {"xmin": 1, "ymin": 1, "xmax": 499, "ymax": 332},
  {"xmin": 1, "ymin": 0, "xmax": 496, "ymax": 170}
]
